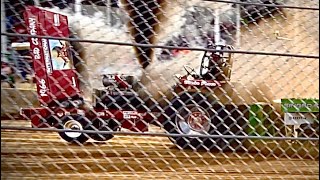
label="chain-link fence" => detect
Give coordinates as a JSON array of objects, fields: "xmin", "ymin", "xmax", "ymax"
[{"xmin": 1, "ymin": 0, "xmax": 319, "ymax": 179}]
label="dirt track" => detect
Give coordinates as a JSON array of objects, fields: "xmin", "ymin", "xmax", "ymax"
[{"xmin": 1, "ymin": 120, "xmax": 319, "ymax": 179}]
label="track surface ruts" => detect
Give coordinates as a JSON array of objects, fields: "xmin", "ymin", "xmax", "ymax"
[{"xmin": 1, "ymin": 121, "xmax": 319, "ymax": 179}]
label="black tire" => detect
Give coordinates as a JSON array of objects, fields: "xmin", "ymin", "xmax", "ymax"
[
  {"xmin": 86, "ymin": 117, "xmax": 120, "ymax": 141},
  {"xmin": 56, "ymin": 115, "xmax": 90, "ymax": 144},
  {"xmin": 163, "ymin": 93, "xmax": 221, "ymax": 150}
]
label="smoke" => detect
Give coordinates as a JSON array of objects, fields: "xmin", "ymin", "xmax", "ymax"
[
  {"xmin": 119, "ymin": 0, "xmax": 214, "ymax": 105},
  {"xmin": 45, "ymin": 2, "xmax": 200, "ymax": 106},
  {"xmin": 43, "ymin": 2, "xmax": 238, "ymax": 107},
  {"xmin": 46, "ymin": 1, "xmax": 226, "ymax": 107},
  {"xmin": 37, "ymin": 0, "xmax": 318, "ymax": 114}
]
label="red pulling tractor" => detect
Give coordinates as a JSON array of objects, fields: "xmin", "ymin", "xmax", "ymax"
[{"xmin": 21, "ymin": 6, "xmax": 245, "ymax": 150}]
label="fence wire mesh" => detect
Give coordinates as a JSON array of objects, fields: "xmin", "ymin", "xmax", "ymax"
[{"xmin": 1, "ymin": 0, "xmax": 319, "ymax": 179}]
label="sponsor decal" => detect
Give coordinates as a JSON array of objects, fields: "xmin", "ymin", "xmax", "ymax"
[
  {"xmin": 184, "ymin": 80, "xmax": 200, "ymax": 86},
  {"xmin": 53, "ymin": 14, "xmax": 60, "ymax": 26},
  {"xmin": 123, "ymin": 111, "xmax": 140, "ymax": 120},
  {"xmin": 200, "ymin": 81, "xmax": 218, "ymax": 87},
  {"xmin": 96, "ymin": 110, "xmax": 112, "ymax": 117},
  {"xmin": 39, "ymin": 79, "xmax": 48, "ymax": 97},
  {"xmin": 96, "ymin": 112, "xmax": 105, "ymax": 116},
  {"xmin": 183, "ymin": 80, "xmax": 219, "ymax": 87},
  {"xmin": 42, "ymin": 39, "xmax": 52, "ymax": 74}
]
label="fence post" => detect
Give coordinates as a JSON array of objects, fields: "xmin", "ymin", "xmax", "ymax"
[{"xmin": 1, "ymin": 0, "xmax": 8, "ymax": 63}]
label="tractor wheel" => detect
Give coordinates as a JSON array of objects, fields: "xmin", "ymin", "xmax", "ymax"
[
  {"xmin": 56, "ymin": 115, "xmax": 90, "ymax": 144},
  {"xmin": 164, "ymin": 93, "xmax": 220, "ymax": 150},
  {"xmin": 86, "ymin": 117, "xmax": 120, "ymax": 141}
]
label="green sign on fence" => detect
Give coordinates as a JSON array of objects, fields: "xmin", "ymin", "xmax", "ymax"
[{"xmin": 281, "ymin": 99, "xmax": 319, "ymax": 113}]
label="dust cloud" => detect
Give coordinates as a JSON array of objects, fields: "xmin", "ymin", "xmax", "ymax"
[{"xmin": 44, "ymin": 0, "xmax": 319, "ymax": 108}]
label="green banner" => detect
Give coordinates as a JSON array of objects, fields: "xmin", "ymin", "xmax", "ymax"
[
  {"xmin": 248, "ymin": 104, "xmax": 275, "ymax": 136},
  {"xmin": 281, "ymin": 99, "xmax": 319, "ymax": 113}
]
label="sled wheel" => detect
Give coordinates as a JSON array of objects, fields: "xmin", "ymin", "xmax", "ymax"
[
  {"xmin": 57, "ymin": 115, "xmax": 90, "ymax": 144},
  {"xmin": 86, "ymin": 117, "xmax": 120, "ymax": 141},
  {"xmin": 164, "ymin": 93, "xmax": 219, "ymax": 150}
]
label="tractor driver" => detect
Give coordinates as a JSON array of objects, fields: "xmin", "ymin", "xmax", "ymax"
[{"xmin": 202, "ymin": 51, "xmax": 225, "ymax": 80}]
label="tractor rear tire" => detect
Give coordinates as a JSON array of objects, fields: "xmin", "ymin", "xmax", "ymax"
[{"xmin": 163, "ymin": 93, "xmax": 220, "ymax": 150}]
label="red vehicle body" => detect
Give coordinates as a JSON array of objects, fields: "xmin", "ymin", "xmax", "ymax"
[
  {"xmin": 21, "ymin": 6, "xmax": 239, "ymax": 149},
  {"xmin": 23, "ymin": 6, "xmax": 81, "ymax": 106},
  {"xmin": 21, "ymin": 6, "xmax": 163, "ymax": 133}
]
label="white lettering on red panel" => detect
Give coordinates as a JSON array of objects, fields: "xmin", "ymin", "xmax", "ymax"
[
  {"xmin": 123, "ymin": 111, "xmax": 140, "ymax": 120},
  {"xmin": 96, "ymin": 112, "xmax": 105, "ymax": 116},
  {"xmin": 39, "ymin": 79, "xmax": 48, "ymax": 97},
  {"xmin": 183, "ymin": 80, "xmax": 219, "ymax": 87},
  {"xmin": 42, "ymin": 39, "xmax": 52, "ymax": 74},
  {"xmin": 28, "ymin": 18, "xmax": 41, "ymax": 59},
  {"xmin": 184, "ymin": 80, "xmax": 200, "ymax": 86},
  {"xmin": 53, "ymin": 14, "xmax": 60, "ymax": 26},
  {"xmin": 200, "ymin": 81, "xmax": 218, "ymax": 87}
]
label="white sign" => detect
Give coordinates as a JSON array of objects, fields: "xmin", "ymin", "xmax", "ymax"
[{"xmin": 284, "ymin": 113, "xmax": 315, "ymax": 125}]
